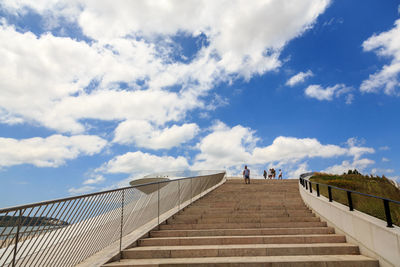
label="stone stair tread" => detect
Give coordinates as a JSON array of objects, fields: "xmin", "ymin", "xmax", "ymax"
[
  {"xmin": 151, "ymin": 226, "xmax": 333, "ymax": 235},
  {"xmin": 153, "ymin": 226, "xmax": 331, "ymax": 232},
  {"xmin": 104, "ymin": 179, "xmax": 377, "ymax": 266},
  {"xmin": 142, "ymin": 234, "xmax": 344, "ymax": 240},
  {"xmin": 103, "ymin": 255, "xmax": 378, "ymax": 266},
  {"xmin": 128, "ymin": 243, "xmax": 358, "ymax": 251}
]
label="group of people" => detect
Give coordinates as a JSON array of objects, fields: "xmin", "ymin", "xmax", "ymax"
[
  {"xmin": 242, "ymin": 165, "xmax": 282, "ymax": 184},
  {"xmin": 263, "ymin": 168, "xmax": 282, "ymax": 180}
]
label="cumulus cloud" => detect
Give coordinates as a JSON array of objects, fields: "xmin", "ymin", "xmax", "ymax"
[
  {"xmin": 304, "ymin": 84, "xmax": 352, "ymax": 101},
  {"xmin": 113, "ymin": 121, "xmax": 199, "ymax": 149},
  {"xmin": 361, "ymin": 19, "xmax": 400, "ymax": 95},
  {"xmin": 286, "ymin": 70, "xmax": 313, "ymax": 86},
  {"xmin": 83, "ymin": 175, "xmax": 105, "ymax": 185},
  {"xmin": 98, "ymin": 151, "xmax": 189, "ymax": 174},
  {"xmin": 252, "ymin": 136, "xmax": 347, "ymax": 163},
  {"xmin": 68, "ymin": 185, "xmax": 96, "ymax": 195},
  {"xmin": 286, "ymin": 162, "xmax": 311, "ymax": 179},
  {"xmin": 371, "ymin": 168, "xmax": 394, "ymax": 175},
  {"xmin": 192, "ymin": 122, "xmax": 374, "ymax": 175},
  {"xmin": 0, "ymin": 1, "xmax": 331, "ymax": 136},
  {"xmin": 0, "ymin": 23, "xmax": 201, "ymax": 134},
  {"xmin": 0, "ymin": 135, "xmax": 107, "ymax": 167},
  {"xmin": 323, "ymin": 158, "xmax": 375, "ymax": 174},
  {"xmin": 193, "ymin": 121, "xmax": 258, "ymax": 171}
]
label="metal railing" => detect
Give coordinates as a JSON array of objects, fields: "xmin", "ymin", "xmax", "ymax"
[
  {"xmin": 0, "ymin": 171, "xmax": 226, "ymax": 267},
  {"xmin": 299, "ymin": 175, "xmax": 400, "ymax": 228}
]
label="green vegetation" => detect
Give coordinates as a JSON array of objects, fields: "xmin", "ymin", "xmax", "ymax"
[
  {"xmin": 0, "ymin": 216, "xmax": 69, "ymax": 227},
  {"xmin": 309, "ymin": 171, "xmax": 400, "ymax": 226}
]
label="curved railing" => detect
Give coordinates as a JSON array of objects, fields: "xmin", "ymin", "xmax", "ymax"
[
  {"xmin": 0, "ymin": 171, "xmax": 226, "ymax": 267},
  {"xmin": 299, "ymin": 174, "xmax": 400, "ymax": 227}
]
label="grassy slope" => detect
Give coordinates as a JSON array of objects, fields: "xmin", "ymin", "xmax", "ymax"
[{"xmin": 309, "ymin": 173, "xmax": 400, "ymax": 226}]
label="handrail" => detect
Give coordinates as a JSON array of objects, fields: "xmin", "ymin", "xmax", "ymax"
[
  {"xmin": 0, "ymin": 172, "xmax": 224, "ymax": 213},
  {"xmin": 0, "ymin": 170, "xmax": 226, "ymax": 267},
  {"xmin": 299, "ymin": 174, "xmax": 400, "ymax": 228}
]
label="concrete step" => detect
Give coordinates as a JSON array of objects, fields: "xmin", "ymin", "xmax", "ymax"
[
  {"xmin": 104, "ymin": 255, "xmax": 378, "ymax": 266},
  {"xmin": 183, "ymin": 206, "xmax": 310, "ymax": 212},
  {"xmin": 104, "ymin": 179, "xmax": 377, "ymax": 267},
  {"xmin": 123, "ymin": 243, "xmax": 359, "ymax": 259},
  {"xmin": 160, "ymin": 221, "xmax": 328, "ymax": 230},
  {"xmin": 173, "ymin": 211, "xmax": 315, "ymax": 220},
  {"xmin": 138, "ymin": 234, "xmax": 346, "ymax": 246},
  {"xmin": 150, "ymin": 227, "xmax": 335, "ymax": 237},
  {"xmin": 169, "ymin": 217, "xmax": 320, "ymax": 224}
]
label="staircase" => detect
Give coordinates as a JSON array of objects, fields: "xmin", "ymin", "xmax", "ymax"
[{"xmin": 104, "ymin": 178, "xmax": 378, "ymax": 266}]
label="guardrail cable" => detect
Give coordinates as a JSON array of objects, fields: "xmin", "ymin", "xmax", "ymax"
[{"xmin": 0, "ymin": 171, "xmax": 226, "ymax": 266}]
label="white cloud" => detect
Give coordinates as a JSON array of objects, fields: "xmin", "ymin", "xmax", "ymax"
[
  {"xmin": 323, "ymin": 158, "xmax": 375, "ymax": 174},
  {"xmin": 371, "ymin": 168, "xmax": 394, "ymax": 175},
  {"xmin": 286, "ymin": 162, "xmax": 311, "ymax": 179},
  {"xmin": 379, "ymin": 146, "xmax": 390, "ymax": 151},
  {"xmin": 0, "ymin": 23, "xmax": 202, "ymax": 133},
  {"xmin": 192, "ymin": 123, "xmax": 377, "ymax": 178},
  {"xmin": 382, "ymin": 157, "xmax": 390, "ymax": 162},
  {"xmin": 68, "ymin": 185, "xmax": 96, "ymax": 195},
  {"xmin": 99, "ymin": 151, "xmax": 189, "ymax": 174},
  {"xmin": 286, "ymin": 70, "xmax": 313, "ymax": 86},
  {"xmin": 361, "ymin": 19, "xmax": 400, "ymax": 95},
  {"xmin": 83, "ymin": 175, "xmax": 105, "ymax": 185},
  {"xmin": 304, "ymin": 84, "xmax": 352, "ymax": 101},
  {"xmin": 193, "ymin": 121, "xmax": 258, "ymax": 171},
  {"xmin": 345, "ymin": 94, "xmax": 354, "ymax": 104},
  {"xmin": 0, "ymin": 135, "xmax": 107, "ymax": 167},
  {"xmin": 113, "ymin": 121, "xmax": 199, "ymax": 149},
  {"xmin": 0, "ymin": 1, "xmax": 331, "ymax": 135},
  {"xmin": 253, "ymin": 136, "xmax": 347, "ymax": 163}
]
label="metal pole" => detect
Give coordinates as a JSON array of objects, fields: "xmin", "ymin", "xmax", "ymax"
[
  {"xmin": 305, "ymin": 181, "xmax": 308, "ymax": 190},
  {"xmin": 328, "ymin": 186, "xmax": 332, "ymax": 202},
  {"xmin": 12, "ymin": 209, "xmax": 21, "ymax": 267},
  {"xmin": 119, "ymin": 190, "xmax": 125, "ymax": 261},
  {"xmin": 316, "ymin": 184, "xmax": 320, "ymax": 197},
  {"xmin": 309, "ymin": 181, "xmax": 312, "ymax": 193},
  {"xmin": 347, "ymin": 191, "xmax": 353, "ymax": 211},
  {"xmin": 178, "ymin": 180, "xmax": 181, "ymax": 210},
  {"xmin": 383, "ymin": 200, "xmax": 393, "ymax": 227},
  {"xmin": 191, "ymin": 178, "xmax": 193, "ymax": 204},
  {"xmin": 157, "ymin": 182, "xmax": 160, "ymax": 226}
]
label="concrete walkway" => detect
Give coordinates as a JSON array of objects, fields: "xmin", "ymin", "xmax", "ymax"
[{"xmin": 104, "ymin": 179, "xmax": 378, "ymax": 266}]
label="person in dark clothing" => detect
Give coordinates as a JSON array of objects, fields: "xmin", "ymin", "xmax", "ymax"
[{"xmin": 243, "ymin": 165, "xmax": 250, "ymax": 184}]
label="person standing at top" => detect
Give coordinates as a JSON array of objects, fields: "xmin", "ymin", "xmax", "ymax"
[
  {"xmin": 278, "ymin": 169, "xmax": 283, "ymax": 180},
  {"xmin": 243, "ymin": 165, "xmax": 250, "ymax": 184},
  {"xmin": 272, "ymin": 168, "xmax": 276, "ymax": 179},
  {"xmin": 263, "ymin": 170, "xmax": 267, "ymax": 179}
]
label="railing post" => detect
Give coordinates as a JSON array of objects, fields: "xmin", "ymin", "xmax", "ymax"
[
  {"xmin": 119, "ymin": 190, "xmax": 125, "ymax": 261},
  {"xmin": 305, "ymin": 181, "xmax": 308, "ymax": 190},
  {"xmin": 190, "ymin": 178, "xmax": 193, "ymax": 204},
  {"xmin": 383, "ymin": 199, "xmax": 393, "ymax": 227},
  {"xmin": 328, "ymin": 186, "xmax": 332, "ymax": 202},
  {"xmin": 157, "ymin": 182, "xmax": 160, "ymax": 226},
  {"xmin": 309, "ymin": 181, "xmax": 312, "ymax": 193},
  {"xmin": 178, "ymin": 180, "xmax": 181, "ymax": 210},
  {"xmin": 316, "ymin": 184, "xmax": 320, "ymax": 197},
  {"xmin": 347, "ymin": 191, "xmax": 353, "ymax": 211},
  {"xmin": 12, "ymin": 209, "xmax": 21, "ymax": 267}
]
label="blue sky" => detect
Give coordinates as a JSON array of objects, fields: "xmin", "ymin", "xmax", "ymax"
[{"xmin": 1, "ymin": 0, "xmax": 400, "ymax": 207}]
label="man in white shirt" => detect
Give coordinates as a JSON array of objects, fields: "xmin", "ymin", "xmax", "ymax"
[{"xmin": 243, "ymin": 165, "xmax": 250, "ymax": 184}]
